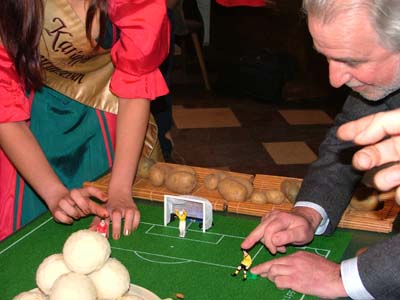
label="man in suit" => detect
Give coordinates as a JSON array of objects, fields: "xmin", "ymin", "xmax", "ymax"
[{"xmin": 242, "ymin": 0, "xmax": 400, "ymax": 299}]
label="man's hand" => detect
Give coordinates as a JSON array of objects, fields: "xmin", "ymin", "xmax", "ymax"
[
  {"xmin": 241, "ymin": 207, "xmax": 321, "ymax": 254},
  {"xmin": 251, "ymin": 251, "xmax": 347, "ymax": 299},
  {"xmin": 337, "ymin": 109, "xmax": 400, "ymax": 201}
]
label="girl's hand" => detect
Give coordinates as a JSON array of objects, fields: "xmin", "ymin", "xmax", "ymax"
[{"xmin": 48, "ymin": 186, "xmax": 109, "ymax": 224}]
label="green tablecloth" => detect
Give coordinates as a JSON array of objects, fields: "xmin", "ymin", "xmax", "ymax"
[{"xmin": 0, "ymin": 200, "xmax": 371, "ymax": 300}]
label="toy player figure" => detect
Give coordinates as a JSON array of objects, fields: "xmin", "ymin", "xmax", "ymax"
[
  {"xmin": 175, "ymin": 209, "xmax": 188, "ymax": 238},
  {"xmin": 232, "ymin": 250, "xmax": 253, "ymax": 281},
  {"xmin": 96, "ymin": 219, "xmax": 108, "ymax": 237}
]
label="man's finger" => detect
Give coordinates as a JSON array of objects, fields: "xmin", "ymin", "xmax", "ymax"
[
  {"xmin": 338, "ymin": 109, "xmax": 400, "ymax": 144},
  {"xmin": 337, "ymin": 114, "xmax": 375, "ymax": 141},
  {"xmin": 241, "ymin": 222, "xmax": 268, "ymax": 250},
  {"xmin": 373, "ymin": 164, "xmax": 400, "ymax": 191},
  {"xmin": 353, "ymin": 137, "xmax": 400, "ymax": 170}
]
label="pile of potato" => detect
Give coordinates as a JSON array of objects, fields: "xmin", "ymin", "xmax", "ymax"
[
  {"xmin": 139, "ymin": 160, "xmax": 383, "ymax": 211},
  {"xmin": 143, "ymin": 162, "xmax": 198, "ymax": 195},
  {"xmin": 204, "ymin": 172, "xmax": 302, "ymax": 205}
]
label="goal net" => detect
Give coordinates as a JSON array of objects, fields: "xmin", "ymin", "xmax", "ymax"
[{"xmin": 164, "ymin": 195, "xmax": 213, "ymax": 232}]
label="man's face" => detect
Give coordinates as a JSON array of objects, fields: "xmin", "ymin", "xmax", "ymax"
[{"xmin": 308, "ymin": 11, "xmax": 400, "ymax": 101}]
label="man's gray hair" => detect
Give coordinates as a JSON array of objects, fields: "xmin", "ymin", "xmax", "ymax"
[{"xmin": 302, "ymin": 0, "xmax": 400, "ymax": 51}]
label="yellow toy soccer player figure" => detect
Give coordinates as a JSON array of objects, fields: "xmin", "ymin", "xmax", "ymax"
[
  {"xmin": 232, "ymin": 250, "xmax": 253, "ymax": 281},
  {"xmin": 175, "ymin": 209, "xmax": 188, "ymax": 238}
]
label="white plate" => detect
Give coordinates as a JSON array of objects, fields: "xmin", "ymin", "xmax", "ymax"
[{"xmin": 127, "ymin": 284, "xmax": 160, "ymax": 300}]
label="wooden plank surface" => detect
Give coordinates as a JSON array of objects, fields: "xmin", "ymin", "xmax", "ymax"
[{"xmin": 84, "ymin": 163, "xmax": 400, "ymax": 233}]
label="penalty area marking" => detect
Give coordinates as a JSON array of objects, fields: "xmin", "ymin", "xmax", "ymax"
[{"xmin": 141, "ymin": 221, "xmax": 247, "ymax": 245}]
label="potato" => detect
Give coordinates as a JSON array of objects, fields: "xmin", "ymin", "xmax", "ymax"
[
  {"xmin": 173, "ymin": 165, "xmax": 196, "ymax": 176},
  {"xmin": 280, "ymin": 179, "xmax": 302, "ymax": 203},
  {"xmin": 149, "ymin": 164, "xmax": 170, "ymax": 186},
  {"xmin": 136, "ymin": 157, "xmax": 156, "ymax": 178},
  {"xmin": 349, "ymin": 188, "xmax": 379, "ymax": 211},
  {"xmin": 249, "ymin": 191, "xmax": 268, "ymax": 204},
  {"xmin": 204, "ymin": 174, "xmax": 220, "ymax": 190},
  {"xmin": 215, "ymin": 172, "xmax": 228, "ymax": 181},
  {"xmin": 217, "ymin": 178, "xmax": 247, "ymax": 202},
  {"xmin": 165, "ymin": 171, "xmax": 197, "ymax": 194},
  {"xmin": 229, "ymin": 176, "xmax": 254, "ymax": 198},
  {"xmin": 204, "ymin": 172, "xmax": 228, "ymax": 190},
  {"xmin": 265, "ymin": 190, "xmax": 285, "ymax": 204}
]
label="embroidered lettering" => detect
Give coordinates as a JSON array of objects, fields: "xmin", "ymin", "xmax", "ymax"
[
  {"xmin": 44, "ymin": 17, "xmax": 93, "ymax": 66},
  {"xmin": 41, "ymin": 56, "xmax": 85, "ymax": 83}
]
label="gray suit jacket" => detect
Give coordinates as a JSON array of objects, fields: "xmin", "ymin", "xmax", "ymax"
[{"xmin": 296, "ymin": 90, "xmax": 400, "ymax": 299}]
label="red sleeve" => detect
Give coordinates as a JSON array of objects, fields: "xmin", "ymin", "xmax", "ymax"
[
  {"xmin": 108, "ymin": 0, "xmax": 170, "ymax": 100},
  {"xmin": 0, "ymin": 46, "xmax": 30, "ymax": 123},
  {"xmin": 216, "ymin": 0, "xmax": 265, "ymax": 7}
]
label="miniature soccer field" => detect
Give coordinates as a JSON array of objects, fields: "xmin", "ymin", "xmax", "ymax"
[{"xmin": 0, "ymin": 201, "xmax": 352, "ymax": 300}]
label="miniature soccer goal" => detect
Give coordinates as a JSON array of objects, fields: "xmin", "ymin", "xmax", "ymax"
[{"xmin": 164, "ymin": 195, "xmax": 213, "ymax": 232}]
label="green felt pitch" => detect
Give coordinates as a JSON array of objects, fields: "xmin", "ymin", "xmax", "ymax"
[{"xmin": 0, "ymin": 201, "xmax": 352, "ymax": 300}]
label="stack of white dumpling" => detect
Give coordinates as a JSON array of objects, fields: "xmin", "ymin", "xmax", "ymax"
[{"xmin": 13, "ymin": 229, "xmax": 144, "ymax": 300}]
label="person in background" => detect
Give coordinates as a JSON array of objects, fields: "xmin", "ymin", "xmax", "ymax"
[
  {"xmin": 242, "ymin": 0, "xmax": 400, "ymax": 299},
  {"xmin": 151, "ymin": 0, "xmax": 181, "ymax": 162},
  {"xmin": 0, "ymin": 0, "xmax": 169, "ymax": 241}
]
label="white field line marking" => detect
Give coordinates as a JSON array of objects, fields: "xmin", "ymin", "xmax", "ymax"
[
  {"xmin": 0, "ymin": 217, "xmax": 53, "ymax": 255},
  {"xmin": 141, "ymin": 222, "xmax": 247, "ymax": 239},
  {"xmin": 145, "ymin": 224, "xmax": 156, "ymax": 234},
  {"xmin": 299, "ymin": 246, "xmax": 331, "ymax": 258},
  {"xmin": 144, "ymin": 223, "xmax": 226, "ymax": 245},
  {"xmin": 186, "ymin": 220, "xmax": 194, "ymax": 229},
  {"xmin": 251, "ymin": 244, "xmax": 265, "ymax": 263},
  {"xmin": 112, "ymin": 246, "xmax": 236, "ymax": 269},
  {"xmin": 144, "ymin": 232, "xmax": 221, "ymax": 244}
]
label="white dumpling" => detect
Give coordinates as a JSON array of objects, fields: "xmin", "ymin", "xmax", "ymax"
[
  {"xmin": 89, "ymin": 258, "xmax": 130, "ymax": 300},
  {"xmin": 13, "ymin": 289, "xmax": 48, "ymax": 300},
  {"xmin": 49, "ymin": 272, "xmax": 96, "ymax": 300},
  {"xmin": 36, "ymin": 254, "xmax": 70, "ymax": 295},
  {"xmin": 63, "ymin": 229, "xmax": 110, "ymax": 274}
]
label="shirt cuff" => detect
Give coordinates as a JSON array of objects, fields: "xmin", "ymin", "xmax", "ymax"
[
  {"xmin": 294, "ymin": 201, "xmax": 329, "ymax": 235},
  {"xmin": 341, "ymin": 258, "xmax": 374, "ymax": 300},
  {"xmin": 110, "ymin": 68, "xmax": 168, "ymax": 100}
]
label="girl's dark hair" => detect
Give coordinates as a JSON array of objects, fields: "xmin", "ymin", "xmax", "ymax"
[
  {"xmin": 0, "ymin": 0, "xmax": 44, "ymax": 90},
  {"xmin": 86, "ymin": 0, "xmax": 109, "ymax": 49}
]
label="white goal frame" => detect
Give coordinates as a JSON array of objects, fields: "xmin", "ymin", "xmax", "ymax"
[{"xmin": 164, "ymin": 195, "xmax": 213, "ymax": 232}]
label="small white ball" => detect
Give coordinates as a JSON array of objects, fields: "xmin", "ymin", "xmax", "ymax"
[
  {"xmin": 13, "ymin": 289, "xmax": 47, "ymax": 300},
  {"xmin": 36, "ymin": 254, "xmax": 70, "ymax": 295},
  {"xmin": 63, "ymin": 229, "xmax": 110, "ymax": 274},
  {"xmin": 50, "ymin": 272, "xmax": 96, "ymax": 300},
  {"xmin": 89, "ymin": 258, "xmax": 130, "ymax": 300}
]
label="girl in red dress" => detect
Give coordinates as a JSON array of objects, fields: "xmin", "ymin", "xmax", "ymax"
[{"xmin": 0, "ymin": 0, "xmax": 169, "ymax": 241}]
